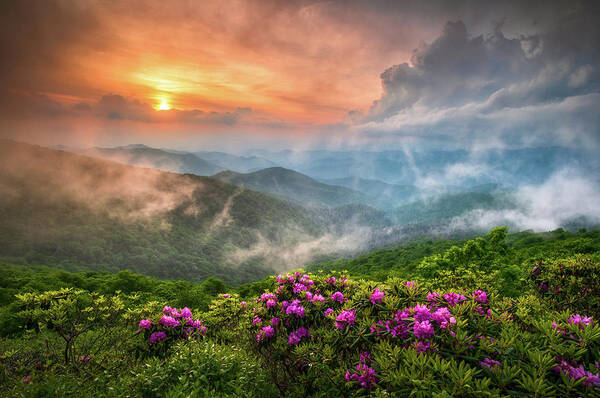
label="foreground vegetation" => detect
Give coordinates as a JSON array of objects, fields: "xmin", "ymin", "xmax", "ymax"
[{"xmin": 1, "ymin": 228, "xmax": 600, "ymax": 396}]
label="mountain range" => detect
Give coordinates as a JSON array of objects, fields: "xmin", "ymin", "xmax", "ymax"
[{"xmin": 0, "ymin": 140, "xmax": 393, "ymax": 284}]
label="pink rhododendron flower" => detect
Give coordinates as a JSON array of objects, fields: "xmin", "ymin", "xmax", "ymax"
[
  {"xmin": 480, "ymin": 358, "xmax": 502, "ymax": 371},
  {"xmin": 413, "ymin": 304, "xmax": 431, "ymax": 322},
  {"xmin": 472, "ymin": 290, "xmax": 489, "ymax": 304},
  {"xmin": 444, "ymin": 293, "xmax": 467, "ymax": 307},
  {"xmin": 413, "ymin": 320, "xmax": 434, "ymax": 339},
  {"xmin": 288, "ymin": 327, "xmax": 310, "ymax": 345},
  {"xmin": 370, "ymin": 288, "xmax": 385, "ymax": 305},
  {"xmin": 138, "ymin": 319, "xmax": 152, "ymax": 331},
  {"xmin": 335, "ymin": 309, "xmax": 356, "ymax": 329},
  {"xmin": 149, "ymin": 331, "xmax": 167, "ymax": 344},
  {"xmin": 257, "ymin": 325, "xmax": 275, "ymax": 342},
  {"xmin": 160, "ymin": 316, "xmax": 180, "ymax": 328},
  {"xmin": 330, "ymin": 291, "xmax": 344, "ymax": 303},
  {"xmin": 180, "ymin": 307, "xmax": 192, "ymax": 319}
]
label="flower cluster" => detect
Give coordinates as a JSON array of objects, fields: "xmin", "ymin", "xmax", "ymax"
[
  {"xmin": 138, "ymin": 306, "xmax": 206, "ymax": 346},
  {"xmin": 472, "ymin": 290, "xmax": 489, "ymax": 304},
  {"xmin": 568, "ymin": 314, "xmax": 594, "ymax": 328},
  {"xmin": 370, "ymin": 288, "xmax": 385, "ymax": 305},
  {"xmin": 283, "ymin": 299, "xmax": 306, "ymax": 318},
  {"xmin": 288, "ymin": 327, "xmax": 310, "ymax": 345},
  {"xmin": 330, "ymin": 291, "xmax": 345, "ymax": 303},
  {"xmin": 480, "ymin": 358, "xmax": 502, "ymax": 371},
  {"xmin": 552, "ymin": 314, "xmax": 594, "ymax": 337},
  {"xmin": 369, "ymin": 300, "xmax": 457, "ymax": 354},
  {"xmin": 444, "ymin": 292, "xmax": 467, "ymax": 307},
  {"xmin": 553, "ymin": 358, "xmax": 600, "ymax": 387},
  {"xmin": 252, "ymin": 272, "xmax": 353, "ymax": 348},
  {"xmin": 335, "ymin": 309, "xmax": 356, "ymax": 330},
  {"xmin": 257, "ymin": 325, "xmax": 275, "ymax": 342},
  {"xmin": 345, "ymin": 352, "xmax": 378, "ymax": 390}
]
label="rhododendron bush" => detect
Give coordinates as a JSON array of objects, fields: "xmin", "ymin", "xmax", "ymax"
[{"xmin": 237, "ymin": 271, "xmax": 600, "ymax": 395}]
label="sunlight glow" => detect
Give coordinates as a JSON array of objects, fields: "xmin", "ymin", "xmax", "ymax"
[{"xmin": 157, "ymin": 98, "xmax": 170, "ymax": 110}]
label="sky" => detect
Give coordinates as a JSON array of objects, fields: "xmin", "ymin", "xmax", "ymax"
[{"xmin": 0, "ymin": 0, "xmax": 598, "ymax": 151}]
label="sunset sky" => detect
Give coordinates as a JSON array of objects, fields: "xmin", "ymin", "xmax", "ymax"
[{"xmin": 0, "ymin": 0, "xmax": 598, "ymax": 151}]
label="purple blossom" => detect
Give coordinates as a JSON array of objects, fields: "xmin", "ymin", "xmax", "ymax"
[
  {"xmin": 472, "ymin": 290, "xmax": 489, "ymax": 304},
  {"xmin": 325, "ymin": 276, "xmax": 336, "ymax": 285},
  {"xmin": 138, "ymin": 319, "xmax": 152, "ymax": 331},
  {"xmin": 180, "ymin": 307, "xmax": 192, "ymax": 318},
  {"xmin": 427, "ymin": 292, "xmax": 441, "ymax": 304},
  {"xmin": 444, "ymin": 293, "xmax": 467, "ymax": 307},
  {"xmin": 568, "ymin": 314, "xmax": 594, "ymax": 328},
  {"xmin": 160, "ymin": 315, "xmax": 181, "ymax": 328},
  {"xmin": 288, "ymin": 327, "xmax": 310, "ymax": 345},
  {"xmin": 261, "ymin": 292, "xmax": 277, "ymax": 302},
  {"xmin": 480, "ymin": 358, "xmax": 502, "ymax": 371},
  {"xmin": 80, "ymin": 356, "xmax": 90, "ymax": 362},
  {"xmin": 330, "ymin": 291, "xmax": 345, "ymax": 303},
  {"xmin": 404, "ymin": 281, "xmax": 415, "ymax": 288},
  {"xmin": 162, "ymin": 306, "xmax": 173, "ymax": 315},
  {"xmin": 252, "ymin": 317, "xmax": 262, "ymax": 326},
  {"xmin": 335, "ymin": 309, "xmax": 356, "ymax": 330},
  {"xmin": 370, "ymin": 288, "xmax": 385, "ymax": 305},
  {"xmin": 293, "ymin": 283, "xmax": 308, "ymax": 294},
  {"xmin": 395, "ymin": 309, "xmax": 411, "ymax": 322},
  {"xmin": 414, "ymin": 340, "xmax": 432, "ymax": 354},
  {"xmin": 271, "ymin": 317, "xmax": 280, "ymax": 326},
  {"xmin": 324, "ymin": 308, "xmax": 334, "ymax": 317},
  {"xmin": 413, "ymin": 320, "xmax": 435, "ymax": 339},
  {"xmin": 345, "ymin": 354, "xmax": 378, "ymax": 390},
  {"xmin": 266, "ymin": 299, "xmax": 277, "ymax": 309},
  {"xmin": 553, "ymin": 358, "xmax": 600, "ymax": 387},
  {"xmin": 257, "ymin": 325, "xmax": 275, "ymax": 342},
  {"xmin": 538, "ymin": 283, "xmax": 549, "ymax": 291},
  {"xmin": 413, "ymin": 304, "xmax": 431, "ymax": 322},
  {"xmin": 432, "ymin": 307, "xmax": 455, "ymax": 329},
  {"xmin": 311, "ymin": 294, "xmax": 326, "ymax": 304},
  {"xmin": 149, "ymin": 331, "xmax": 167, "ymax": 344},
  {"xmin": 188, "ymin": 319, "xmax": 203, "ymax": 329},
  {"xmin": 299, "ymin": 274, "xmax": 314, "ymax": 286},
  {"xmin": 285, "ymin": 300, "xmax": 306, "ymax": 318},
  {"xmin": 240, "ymin": 301, "xmax": 247, "ymax": 310}
]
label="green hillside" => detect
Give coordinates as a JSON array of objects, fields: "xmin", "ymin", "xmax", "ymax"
[
  {"xmin": 0, "ymin": 141, "xmax": 328, "ymax": 284},
  {"xmin": 394, "ymin": 191, "xmax": 516, "ymax": 225},
  {"xmin": 213, "ymin": 167, "xmax": 368, "ymax": 208},
  {"xmin": 322, "ymin": 176, "xmax": 419, "ymax": 208}
]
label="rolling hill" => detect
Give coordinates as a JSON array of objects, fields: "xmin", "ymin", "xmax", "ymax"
[
  {"xmin": 213, "ymin": 167, "xmax": 368, "ymax": 208},
  {"xmin": 78, "ymin": 145, "xmax": 224, "ymax": 176},
  {"xmin": 0, "ymin": 140, "xmax": 381, "ymax": 284},
  {"xmin": 194, "ymin": 151, "xmax": 277, "ymax": 173},
  {"xmin": 321, "ymin": 177, "xmax": 419, "ymax": 208}
]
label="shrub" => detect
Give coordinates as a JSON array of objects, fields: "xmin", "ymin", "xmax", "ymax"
[{"xmin": 528, "ymin": 257, "xmax": 600, "ymax": 317}]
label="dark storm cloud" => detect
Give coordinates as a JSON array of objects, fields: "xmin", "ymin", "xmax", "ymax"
[{"xmin": 357, "ymin": 0, "xmax": 600, "ymax": 148}]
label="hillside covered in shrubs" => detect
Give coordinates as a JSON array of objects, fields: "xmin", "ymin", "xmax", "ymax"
[{"xmin": 1, "ymin": 228, "xmax": 600, "ymax": 396}]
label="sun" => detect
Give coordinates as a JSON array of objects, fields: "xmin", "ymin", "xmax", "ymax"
[{"xmin": 157, "ymin": 98, "xmax": 170, "ymax": 110}]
